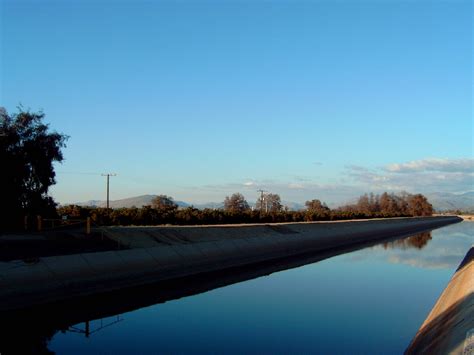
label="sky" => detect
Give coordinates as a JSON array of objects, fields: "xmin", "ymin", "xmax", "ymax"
[{"xmin": 1, "ymin": 0, "xmax": 472, "ymax": 205}]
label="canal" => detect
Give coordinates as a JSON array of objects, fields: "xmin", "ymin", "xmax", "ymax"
[{"xmin": 14, "ymin": 222, "xmax": 474, "ymax": 353}]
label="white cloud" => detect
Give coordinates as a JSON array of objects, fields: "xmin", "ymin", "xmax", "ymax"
[
  {"xmin": 188, "ymin": 179, "xmax": 365, "ymax": 206},
  {"xmin": 385, "ymin": 158, "xmax": 474, "ymax": 173},
  {"xmin": 347, "ymin": 157, "xmax": 474, "ymax": 194},
  {"xmin": 164, "ymin": 157, "xmax": 473, "ymax": 205}
]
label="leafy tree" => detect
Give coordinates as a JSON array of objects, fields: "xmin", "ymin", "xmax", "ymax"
[
  {"xmin": 151, "ymin": 195, "xmax": 178, "ymax": 214},
  {"xmin": 407, "ymin": 194, "xmax": 433, "ymax": 216},
  {"xmin": 338, "ymin": 191, "xmax": 433, "ymax": 218},
  {"xmin": 379, "ymin": 192, "xmax": 400, "ymax": 215},
  {"xmin": 305, "ymin": 199, "xmax": 330, "ymax": 221},
  {"xmin": 256, "ymin": 193, "xmax": 282, "ymax": 213},
  {"xmin": 305, "ymin": 199, "xmax": 330, "ymax": 213},
  {"xmin": 356, "ymin": 194, "xmax": 371, "ymax": 214},
  {"xmin": 224, "ymin": 193, "xmax": 250, "ymax": 213},
  {"xmin": 0, "ymin": 107, "xmax": 67, "ymax": 229}
]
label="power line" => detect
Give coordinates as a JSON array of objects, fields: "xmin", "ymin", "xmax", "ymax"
[
  {"xmin": 101, "ymin": 173, "xmax": 117, "ymax": 209},
  {"xmin": 56, "ymin": 171, "xmax": 102, "ymax": 176}
]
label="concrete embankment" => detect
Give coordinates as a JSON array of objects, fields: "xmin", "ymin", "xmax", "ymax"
[
  {"xmin": 406, "ymin": 246, "xmax": 474, "ymax": 355},
  {"xmin": 0, "ymin": 216, "xmax": 461, "ymax": 312}
]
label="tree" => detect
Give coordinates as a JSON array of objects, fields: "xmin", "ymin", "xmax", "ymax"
[
  {"xmin": 379, "ymin": 192, "xmax": 399, "ymax": 215},
  {"xmin": 305, "ymin": 199, "xmax": 330, "ymax": 214},
  {"xmin": 304, "ymin": 199, "xmax": 330, "ymax": 221},
  {"xmin": 224, "ymin": 193, "xmax": 250, "ymax": 213},
  {"xmin": 256, "ymin": 193, "xmax": 282, "ymax": 213},
  {"xmin": 356, "ymin": 194, "xmax": 371, "ymax": 214},
  {"xmin": 407, "ymin": 194, "xmax": 433, "ymax": 216},
  {"xmin": 151, "ymin": 195, "xmax": 178, "ymax": 214},
  {"xmin": 0, "ymin": 107, "xmax": 68, "ymax": 229}
]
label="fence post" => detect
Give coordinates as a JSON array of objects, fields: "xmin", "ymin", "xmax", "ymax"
[
  {"xmin": 86, "ymin": 217, "xmax": 91, "ymax": 235},
  {"xmin": 37, "ymin": 215, "xmax": 42, "ymax": 232},
  {"xmin": 24, "ymin": 216, "xmax": 28, "ymax": 231}
]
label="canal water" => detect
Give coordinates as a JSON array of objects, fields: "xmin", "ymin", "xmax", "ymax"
[{"xmin": 49, "ymin": 222, "xmax": 473, "ymax": 354}]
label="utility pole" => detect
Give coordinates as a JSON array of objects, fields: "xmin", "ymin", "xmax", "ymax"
[
  {"xmin": 101, "ymin": 173, "xmax": 117, "ymax": 209},
  {"xmin": 257, "ymin": 189, "xmax": 267, "ymax": 214}
]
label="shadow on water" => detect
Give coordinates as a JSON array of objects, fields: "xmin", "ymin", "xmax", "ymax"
[{"xmin": 0, "ymin": 230, "xmax": 435, "ymax": 354}]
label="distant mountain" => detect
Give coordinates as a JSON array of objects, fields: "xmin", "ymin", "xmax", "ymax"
[
  {"xmin": 282, "ymin": 201, "xmax": 305, "ymax": 211},
  {"xmin": 426, "ymin": 191, "xmax": 474, "ymax": 212},
  {"xmin": 192, "ymin": 202, "xmax": 224, "ymax": 209},
  {"xmin": 73, "ymin": 195, "xmax": 189, "ymax": 209},
  {"xmin": 69, "ymin": 192, "xmax": 474, "ymax": 212},
  {"xmin": 70, "ymin": 195, "xmax": 306, "ymax": 211},
  {"xmin": 76, "ymin": 199, "xmax": 103, "ymax": 207},
  {"xmin": 191, "ymin": 201, "xmax": 304, "ymax": 211}
]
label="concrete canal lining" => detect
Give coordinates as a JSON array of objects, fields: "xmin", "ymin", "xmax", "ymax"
[
  {"xmin": 0, "ymin": 216, "xmax": 462, "ymax": 312},
  {"xmin": 406, "ymin": 245, "xmax": 474, "ymax": 355}
]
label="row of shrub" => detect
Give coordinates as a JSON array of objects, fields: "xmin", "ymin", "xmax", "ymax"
[{"xmin": 55, "ymin": 204, "xmax": 415, "ymax": 227}]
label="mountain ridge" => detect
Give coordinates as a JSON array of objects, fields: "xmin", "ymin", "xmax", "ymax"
[{"xmin": 67, "ymin": 191, "xmax": 474, "ymax": 212}]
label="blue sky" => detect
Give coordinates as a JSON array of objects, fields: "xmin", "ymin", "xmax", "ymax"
[{"xmin": 1, "ymin": 0, "xmax": 472, "ymax": 205}]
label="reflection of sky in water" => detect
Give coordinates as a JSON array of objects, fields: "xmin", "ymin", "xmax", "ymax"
[
  {"xmin": 343, "ymin": 222, "xmax": 473, "ymax": 270},
  {"xmin": 50, "ymin": 222, "xmax": 474, "ymax": 355}
]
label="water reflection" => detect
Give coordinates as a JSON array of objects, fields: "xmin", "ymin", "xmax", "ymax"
[
  {"xmin": 0, "ymin": 236, "xmax": 398, "ymax": 354},
  {"xmin": 381, "ymin": 231, "xmax": 432, "ymax": 250},
  {"xmin": 66, "ymin": 316, "xmax": 123, "ymax": 338},
  {"xmin": 1, "ymin": 222, "xmax": 472, "ymax": 354},
  {"xmin": 345, "ymin": 222, "xmax": 473, "ymax": 270}
]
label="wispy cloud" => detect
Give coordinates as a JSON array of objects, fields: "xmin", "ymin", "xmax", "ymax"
[
  {"xmin": 177, "ymin": 157, "xmax": 473, "ymax": 205},
  {"xmin": 385, "ymin": 158, "xmax": 474, "ymax": 174},
  {"xmin": 346, "ymin": 157, "xmax": 474, "ymax": 193},
  {"xmin": 191, "ymin": 179, "xmax": 364, "ymax": 206}
]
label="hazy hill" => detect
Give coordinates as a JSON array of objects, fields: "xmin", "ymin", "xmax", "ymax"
[
  {"xmin": 426, "ymin": 191, "xmax": 474, "ymax": 212},
  {"xmin": 74, "ymin": 195, "xmax": 189, "ymax": 208},
  {"xmin": 71, "ymin": 196, "xmax": 304, "ymax": 210},
  {"xmin": 193, "ymin": 202, "xmax": 224, "ymax": 209},
  {"xmin": 70, "ymin": 191, "xmax": 474, "ymax": 212}
]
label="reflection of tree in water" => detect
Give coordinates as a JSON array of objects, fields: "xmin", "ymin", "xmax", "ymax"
[
  {"xmin": 0, "ymin": 323, "xmax": 59, "ymax": 354},
  {"xmin": 382, "ymin": 231, "xmax": 432, "ymax": 250},
  {"xmin": 0, "ymin": 315, "xmax": 123, "ymax": 354}
]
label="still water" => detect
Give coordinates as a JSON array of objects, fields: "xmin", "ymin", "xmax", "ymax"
[{"xmin": 49, "ymin": 222, "xmax": 472, "ymax": 354}]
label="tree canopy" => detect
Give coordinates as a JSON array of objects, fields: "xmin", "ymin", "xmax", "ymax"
[
  {"xmin": 338, "ymin": 192, "xmax": 433, "ymax": 217},
  {"xmin": 305, "ymin": 199, "xmax": 330, "ymax": 213},
  {"xmin": 256, "ymin": 193, "xmax": 282, "ymax": 213},
  {"xmin": 151, "ymin": 195, "xmax": 178, "ymax": 214},
  {"xmin": 224, "ymin": 193, "xmax": 250, "ymax": 213},
  {"xmin": 0, "ymin": 107, "xmax": 67, "ymax": 229}
]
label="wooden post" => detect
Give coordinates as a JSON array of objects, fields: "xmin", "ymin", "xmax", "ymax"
[
  {"xmin": 24, "ymin": 216, "xmax": 28, "ymax": 231},
  {"xmin": 86, "ymin": 217, "xmax": 91, "ymax": 235},
  {"xmin": 37, "ymin": 215, "xmax": 42, "ymax": 232}
]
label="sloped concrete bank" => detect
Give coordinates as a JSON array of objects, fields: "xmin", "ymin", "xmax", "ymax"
[
  {"xmin": 406, "ymin": 246, "xmax": 473, "ymax": 355},
  {"xmin": 0, "ymin": 216, "xmax": 461, "ymax": 312}
]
